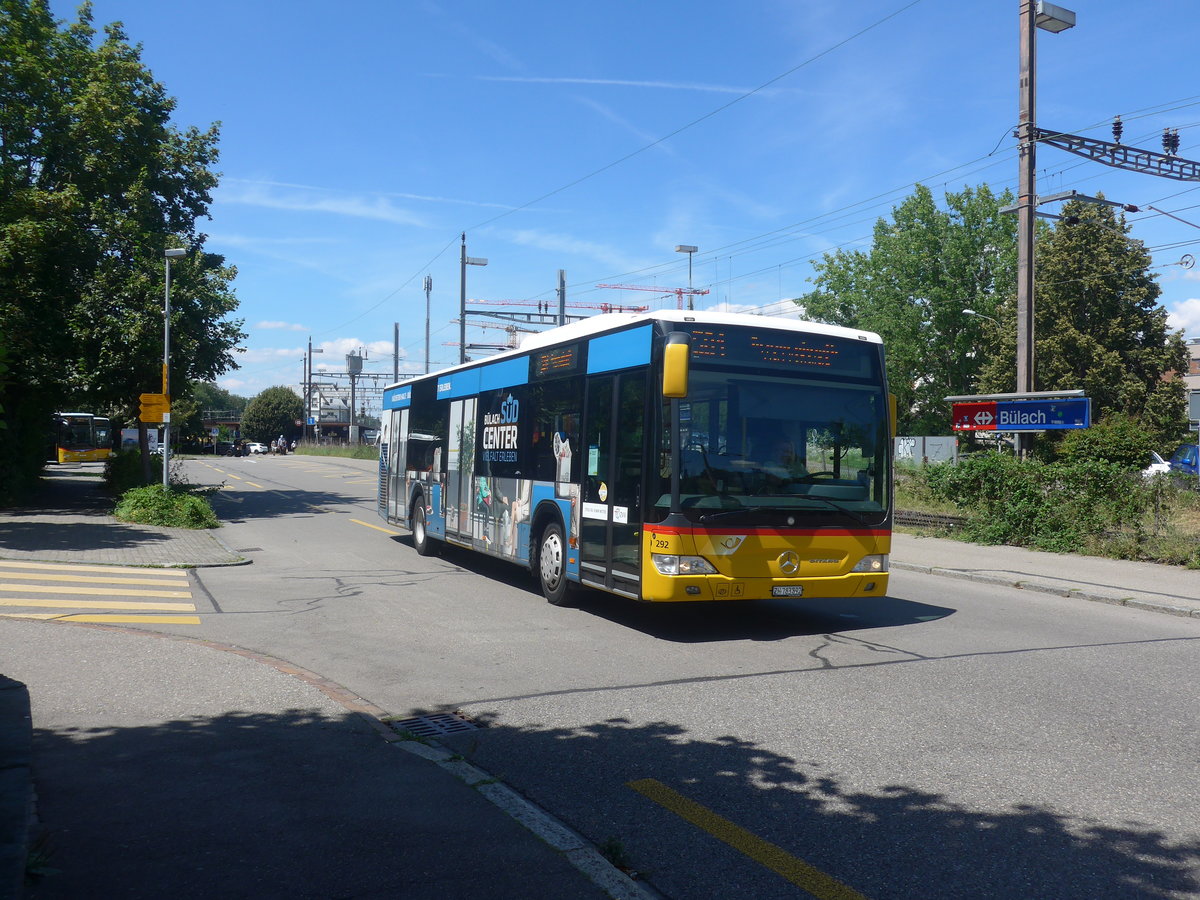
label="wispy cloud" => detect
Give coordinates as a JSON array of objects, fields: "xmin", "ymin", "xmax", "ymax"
[
  {"xmin": 709, "ymin": 299, "xmax": 806, "ymax": 319},
  {"xmin": 573, "ymin": 97, "xmax": 679, "ymax": 158},
  {"xmin": 256, "ymin": 321, "xmax": 308, "ymax": 331},
  {"xmin": 223, "ymin": 178, "xmax": 518, "ymax": 211},
  {"xmin": 216, "ymin": 181, "xmax": 428, "ymax": 227},
  {"xmin": 479, "ymin": 75, "xmax": 789, "ymax": 96},
  {"xmin": 500, "ymin": 227, "xmax": 649, "ymax": 272}
]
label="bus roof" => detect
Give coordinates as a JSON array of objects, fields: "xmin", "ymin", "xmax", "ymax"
[{"xmin": 384, "ymin": 310, "xmax": 882, "ymax": 390}]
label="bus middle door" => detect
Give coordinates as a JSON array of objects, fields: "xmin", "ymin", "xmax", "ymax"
[{"xmin": 580, "ymin": 371, "xmax": 645, "ymax": 598}]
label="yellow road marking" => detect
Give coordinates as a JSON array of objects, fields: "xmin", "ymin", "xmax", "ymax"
[
  {"xmin": 244, "ymin": 481, "xmax": 264, "ymax": 488},
  {"xmin": 349, "ymin": 518, "xmax": 401, "ymax": 536},
  {"xmin": 0, "ymin": 598, "xmax": 196, "ymax": 611},
  {"xmin": 1, "ymin": 571, "xmax": 191, "ymax": 588},
  {"xmin": 0, "ymin": 561, "xmax": 188, "ymax": 578},
  {"xmin": 1, "ymin": 613, "xmax": 201, "ymax": 624},
  {"xmin": 0, "ymin": 583, "xmax": 191, "ymax": 599},
  {"xmin": 226, "ymin": 473, "xmax": 243, "ymax": 481},
  {"xmin": 627, "ymin": 779, "xmax": 867, "ymax": 900}
]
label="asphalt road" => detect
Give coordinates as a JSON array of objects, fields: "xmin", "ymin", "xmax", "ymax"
[{"xmin": 175, "ymin": 454, "xmax": 1200, "ymax": 899}]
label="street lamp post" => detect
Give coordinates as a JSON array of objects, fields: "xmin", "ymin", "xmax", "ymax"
[
  {"xmin": 1016, "ymin": 0, "xmax": 1075, "ymax": 456},
  {"xmin": 162, "ymin": 248, "xmax": 187, "ymax": 490},
  {"xmin": 459, "ymin": 234, "xmax": 488, "ymax": 365},
  {"xmin": 963, "ymin": 308, "xmax": 999, "ymax": 325},
  {"xmin": 675, "ymin": 245, "xmax": 698, "ymax": 310},
  {"xmin": 305, "ymin": 338, "xmax": 324, "ymax": 444}
]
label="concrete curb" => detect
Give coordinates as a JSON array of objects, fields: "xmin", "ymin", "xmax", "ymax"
[
  {"xmin": 397, "ymin": 739, "xmax": 659, "ymax": 899},
  {"xmin": 891, "ymin": 561, "xmax": 1200, "ymax": 619}
]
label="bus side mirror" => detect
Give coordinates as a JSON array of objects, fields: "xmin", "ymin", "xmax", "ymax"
[
  {"xmin": 889, "ymin": 393, "xmax": 898, "ymax": 438},
  {"xmin": 663, "ymin": 332, "xmax": 690, "ymax": 399}
]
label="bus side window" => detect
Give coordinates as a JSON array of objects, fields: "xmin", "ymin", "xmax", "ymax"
[{"xmin": 530, "ymin": 379, "xmax": 582, "ymax": 482}]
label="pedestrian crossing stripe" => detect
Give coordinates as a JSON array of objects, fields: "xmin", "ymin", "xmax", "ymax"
[
  {"xmin": 0, "ymin": 598, "xmax": 196, "ymax": 611},
  {"xmin": 0, "ymin": 560, "xmax": 189, "ymax": 578},
  {"xmin": 0, "ymin": 613, "xmax": 202, "ymax": 625},
  {"xmin": 0, "ymin": 583, "xmax": 191, "ymax": 599},
  {"xmin": 2, "ymin": 571, "xmax": 191, "ymax": 588}
]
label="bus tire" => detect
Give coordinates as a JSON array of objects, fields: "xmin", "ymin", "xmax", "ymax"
[
  {"xmin": 537, "ymin": 521, "xmax": 574, "ymax": 606},
  {"xmin": 412, "ymin": 499, "xmax": 439, "ymax": 557}
]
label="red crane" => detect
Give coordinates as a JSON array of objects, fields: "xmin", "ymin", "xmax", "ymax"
[
  {"xmin": 469, "ymin": 298, "xmax": 650, "ymax": 314},
  {"xmin": 596, "ymin": 283, "xmax": 710, "ymax": 310}
]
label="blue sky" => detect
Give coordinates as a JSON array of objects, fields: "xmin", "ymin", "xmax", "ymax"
[{"xmin": 55, "ymin": 0, "xmax": 1200, "ymax": 401}]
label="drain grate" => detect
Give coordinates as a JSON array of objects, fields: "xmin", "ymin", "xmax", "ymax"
[{"xmin": 389, "ymin": 711, "xmax": 481, "ymax": 737}]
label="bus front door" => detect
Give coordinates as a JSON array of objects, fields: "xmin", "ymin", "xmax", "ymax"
[{"xmin": 581, "ymin": 372, "xmax": 645, "ymax": 598}]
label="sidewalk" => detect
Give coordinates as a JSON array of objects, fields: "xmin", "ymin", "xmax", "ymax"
[
  {"xmin": 891, "ymin": 532, "xmax": 1200, "ymax": 619},
  {"xmin": 0, "ymin": 468, "xmax": 644, "ymax": 899},
  {"xmin": 2, "ymin": 466, "xmax": 1197, "ymax": 897}
]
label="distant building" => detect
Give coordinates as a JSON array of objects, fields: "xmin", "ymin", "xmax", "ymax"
[
  {"xmin": 1185, "ymin": 337, "xmax": 1200, "ymax": 392},
  {"xmin": 1186, "ymin": 337, "xmax": 1200, "ymax": 424}
]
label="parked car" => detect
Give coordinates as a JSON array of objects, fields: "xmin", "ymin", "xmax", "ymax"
[
  {"xmin": 1168, "ymin": 442, "xmax": 1199, "ymax": 476},
  {"xmin": 245, "ymin": 442, "xmax": 267, "ymax": 455},
  {"xmin": 1143, "ymin": 450, "xmax": 1171, "ymax": 478}
]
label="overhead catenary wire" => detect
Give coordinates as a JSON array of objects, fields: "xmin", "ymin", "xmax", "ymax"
[{"xmin": 319, "ymin": 12, "xmax": 1200, "ymax": 371}]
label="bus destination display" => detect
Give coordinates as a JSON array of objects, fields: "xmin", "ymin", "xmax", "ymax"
[
  {"xmin": 532, "ymin": 344, "xmax": 579, "ymax": 378},
  {"xmin": 688, "ymin": 328, "xmax": 874, "ymax": 376}
]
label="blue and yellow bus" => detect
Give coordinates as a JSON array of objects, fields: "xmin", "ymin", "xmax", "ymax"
[
  {"xmin": 378, "ymin": 310, "xmax": 892, "ymax": 604},
  {"xmin": 52, "ymin": 412, "xmax": 115, "ymax": 464}
]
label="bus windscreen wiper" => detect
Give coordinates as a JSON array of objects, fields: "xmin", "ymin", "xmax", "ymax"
[
  {"xmin": 699, "ymin": 498, "xmax": 868, "ymax": 526},
  {"xmin": 698, "ymin": 506, "xmax": 770, "ymax": 524},
  {"xmin": 792, "ymin": 495, "xmax": 869, "ymax": 526}
]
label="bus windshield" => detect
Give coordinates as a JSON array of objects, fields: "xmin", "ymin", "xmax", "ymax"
[{"xmin": 654, "ymin": 332, "xmax": 890, "ymax": 527}]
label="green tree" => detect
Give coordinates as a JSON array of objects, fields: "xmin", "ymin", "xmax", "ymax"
[
  {"xmin": 241, "ymin": 387, "xmax": 303, "ymax": 444},
  {"xmin": 978, "ymin": 198, "xmax": 1187, "ymax": 444},
  {"xmin": 799, "ymin": 184, "xmax": 1017, "ymax": 434},
  {"xmin": 179, "ymin": 382, "xmax": 248, "ymax": 443},
  {"xmin": 0, "ymin": 0, "xmax": 244, "ymax": 500}
]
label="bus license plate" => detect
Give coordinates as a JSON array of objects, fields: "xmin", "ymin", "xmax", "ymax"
[{"xmin": 772, "ymin": 586, "xmax": 804, "ymax": 597}]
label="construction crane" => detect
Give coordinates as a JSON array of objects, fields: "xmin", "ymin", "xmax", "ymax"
[
  {"xmin": 450, "ymin": 318, "xmax": 534, "ymax": 350},
  {"xmin": 469, "ymin": 298, "xmax": 650, "ymax": 314},
  {"xmin": 596, "ymin": 283, "xmax": 710, "ymax": 310}
]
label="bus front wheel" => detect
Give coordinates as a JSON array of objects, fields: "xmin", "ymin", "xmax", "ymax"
[
  {"xmin": 412, "ymin": 501, "xmax": 439, "ymax": 557},
  {"xmin": 537, "ymin": 521, "xmax": 574, "ymax": 606}
]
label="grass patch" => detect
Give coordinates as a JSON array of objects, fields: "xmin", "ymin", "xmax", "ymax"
[
  {"xmin": 113, "ymin": 484, "xmax": 219, "ymax": 529},
  {"xmin": 294, "ymin": 445, "xmax": 377, "ymax": 460}
]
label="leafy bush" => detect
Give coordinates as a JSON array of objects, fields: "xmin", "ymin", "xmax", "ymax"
[
  {"xmin": 104, "ymin": 449, "xmax": 162, "ymax": 493},
  {"xmin": 113, "ymin": 484, "xmax": 219, "ymax": 528},
  {"xmin": 1055, "ymin": 414, "xmax": 1157, "ymax": 470},
  {"xmin": 922, "ymin": 452, "xmax": 1151, "ymax": 552}
]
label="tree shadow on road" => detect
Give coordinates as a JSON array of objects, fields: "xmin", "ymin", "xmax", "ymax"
[{"xmin": 445, "ymin": 715, "xmax": 1200, "ymax": 900}]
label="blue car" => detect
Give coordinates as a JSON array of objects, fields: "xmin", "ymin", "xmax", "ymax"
[{"xmin": 1169, "ymin": 442, "xmax": 1199, "ymax": 476}]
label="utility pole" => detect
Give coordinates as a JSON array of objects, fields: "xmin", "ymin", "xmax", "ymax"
[
  {"xmin": 557, "ymin": 270, "xmax": 566, "ymax": 327},
  {"xmin": 460, "ymin": 234, "xmax": 488, "ymax": 365},
  {"xmin": 306, "ymin": 338, "xmax": 323, "ymax": 444},
  {"xmin": 1016, "ymin": 0, "xmax": 1038, "ymax": 446},
  {"xmin": 424, "ymin": 275, "xmax": 433, "ymax": 374},
  {"xmin": 393, "ymin": 322, "xmax": 399, "ymax": 384}
]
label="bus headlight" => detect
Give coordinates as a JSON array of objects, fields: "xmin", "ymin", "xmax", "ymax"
[
  {"xmin": 652, "ymin": 554, "xmax": 718, "ymax": 576},
  {"xmin": 851, "ymin": 554, "xmax": 888, "ymax": 573}
]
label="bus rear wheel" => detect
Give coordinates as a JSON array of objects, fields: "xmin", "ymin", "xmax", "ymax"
[
  {"xmin": 412, "ymin": 500, "xmax": 439, "ymax": 557},
  {"xmin": 537, "ymin": 521, "xmax": 574, "ymax": 606}
]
